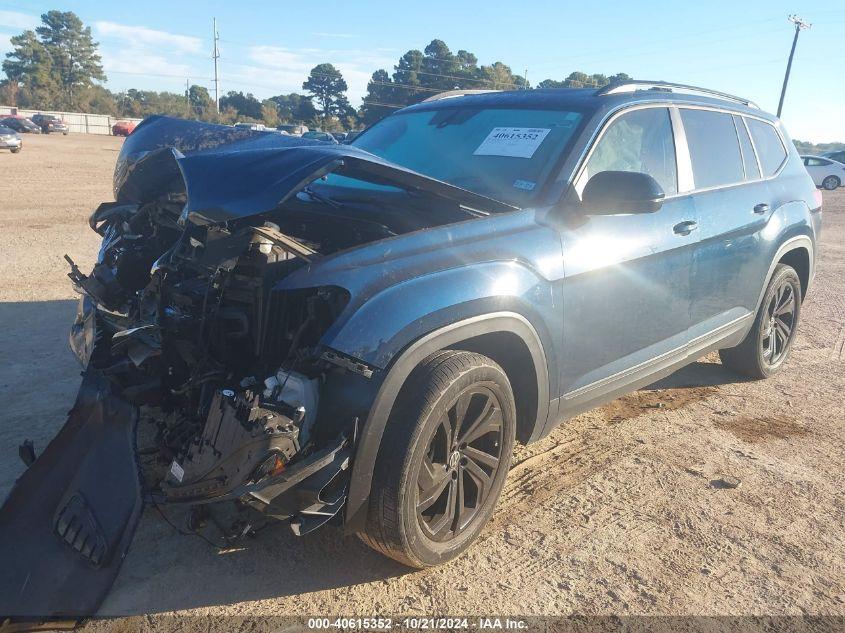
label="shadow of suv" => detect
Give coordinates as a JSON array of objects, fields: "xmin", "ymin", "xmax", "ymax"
[{"xmin": 0, "ymin": 81, "xmax": 822, "ymax": 616}]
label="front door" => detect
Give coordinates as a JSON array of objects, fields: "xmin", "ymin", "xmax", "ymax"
[{"xmin": 557, "ymin": 106, "xmax": 697, "ymax": 415}]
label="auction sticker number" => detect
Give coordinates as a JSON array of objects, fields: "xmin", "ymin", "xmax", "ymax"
[{"xmin": 473, "ymin": 127, "xmax": 551, "ymax": 158}]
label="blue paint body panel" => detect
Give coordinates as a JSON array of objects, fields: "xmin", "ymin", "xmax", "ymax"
[{"xmin": 115, "ymin": 89, "xmax": 822, "ymax": 442}]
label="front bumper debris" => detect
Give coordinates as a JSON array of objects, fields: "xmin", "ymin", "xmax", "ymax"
[{"xmin": 0, "ymin": 370, "xmax": 141, "ymax": 618}]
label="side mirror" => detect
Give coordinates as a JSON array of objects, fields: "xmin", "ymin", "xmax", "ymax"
[{"xmin": 581, "ymin": 170, "xmax": 665, "ymax": 215}]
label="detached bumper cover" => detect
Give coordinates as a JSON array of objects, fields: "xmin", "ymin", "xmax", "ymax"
[{"xmin": 0, "ymin": 370, "xmax": 141, "ymax": 618}]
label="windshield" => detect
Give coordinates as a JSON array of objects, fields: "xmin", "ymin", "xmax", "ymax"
[{"xmin": 350, "ymin": 106, "xmax": 584, "ymax": 205}]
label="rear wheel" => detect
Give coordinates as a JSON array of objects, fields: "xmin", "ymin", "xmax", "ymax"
[
  {"xmin": 10, "ymin": 147, "xmax": 20, "ymax": 153},
  {"xmin": 719, "ymin": 264, "xmax": 801, "ymax": 379},
  {"xmin": 359, "ymin": 350, "xmax": 516, "ymax": 568},
  {"xmin": 822, "ymin": 176, "xmax": 840, "ymax": 190}
]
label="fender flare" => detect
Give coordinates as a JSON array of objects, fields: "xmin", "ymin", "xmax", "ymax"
[
  {"xmin": 343, "ymin": 311, "xmax": 549, "ymax": 530},
  {"xmin": 754, "ymin": 234, "xmax": 814, "ymax": 313}
]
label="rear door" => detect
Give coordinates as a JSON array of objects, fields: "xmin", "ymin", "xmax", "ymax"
[
  {"xmin": 558, "ymin": 106, "xmax": 697, "ymax": 412},
  {"xmin": 683, "ymin": 109, "xmax": 784, "ymax": 342}
]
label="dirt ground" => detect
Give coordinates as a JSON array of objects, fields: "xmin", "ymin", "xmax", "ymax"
[{"xmin": 1, "ymin": 134, "xmax": 844, "ymax": 626}]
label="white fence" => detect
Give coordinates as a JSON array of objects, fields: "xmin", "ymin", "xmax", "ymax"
[{"xmin": 0, "ymin": 105, "xmax": 142, "ymax": 135}]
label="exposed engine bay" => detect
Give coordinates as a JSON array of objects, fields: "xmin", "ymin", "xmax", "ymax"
[
  {"xmin": 67, "ymin": 197, "xmax": 353, "ymax": 515},
  {"xmin": 0, "ymin": 115, "xmax": 516, "ymax": 620}
]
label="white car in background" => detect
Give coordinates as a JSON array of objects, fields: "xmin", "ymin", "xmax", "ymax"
[
  {"xmin": 234, "ymin": 122, "xmax": 268, "ymax": 132},
  {"xmin": 801, "ymin": 155, "xmax": 845, "ymax": 190}
]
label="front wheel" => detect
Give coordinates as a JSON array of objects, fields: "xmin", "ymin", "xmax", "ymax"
[
  {"xmin": 719, "ymin": 264, "xmax": 801, "ymax": 379},
  {"xmin": 10, "ymin": 147, "xmax": 20, "ymax": 153},
  {"xmin": 359, "ymin": 350, "xmax": 516, "ymax": 568},
  {"xmin": 822, "ymin": 176, "xmax": 840, "ymax": 191}
]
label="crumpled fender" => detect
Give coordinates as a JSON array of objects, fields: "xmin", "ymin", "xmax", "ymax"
[{"xmin": 0, "ymin": 370, "xmax": 141, "ymax": 618}]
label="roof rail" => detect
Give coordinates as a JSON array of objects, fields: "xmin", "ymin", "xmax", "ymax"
[
  {"xmin": 596, "ymin": 80, "xmax": 759, "ymax": 109},
  {"xmin": 422, "ymin": 89, "xmax": 501, "ymax": 102}
]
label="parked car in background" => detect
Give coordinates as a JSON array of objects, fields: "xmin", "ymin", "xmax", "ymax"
[
  {"xmin": 235, "ymin": 122, "xmax": 268, "ymax": 131},
  {"xmin": 31, "ymin": 113, "xmax": 69, "ymax": 135},
  {"xmin": 0, "ymin": 125, "xmax": 22, "ymax": 153},
  {"xmin": 801, "ymin": 154, "xmax": 845, "ymax": 190},
  {"xmin": 301, "ymin": 130, "xmax": 338, "ymax": 143},
  {"xmin": 112, "ymin": 120, "xmax": 137, "ymax": 137},
  {"xmin": 0, "ymin": 116, "xmax": 41, "ymax": 134},
  {"xmin": 822, "ymin": 150, "xmax": 845, "ymax": 164},
  {"xmin": 277, "ymin": 124, "xmax": 309, "ymax": 136}
]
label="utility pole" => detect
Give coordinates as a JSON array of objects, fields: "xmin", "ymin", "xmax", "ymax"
[
  {"xmin": 777, "ymin": 14, "xmax": 811, "ymax": 118},
  {"xmin": 212, "ymin": 17, "xmax": 220, "ymax": 113}
]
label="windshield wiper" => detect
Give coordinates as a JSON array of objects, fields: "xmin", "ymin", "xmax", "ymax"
[{"xmin": 301, "ymin": 186, "xmax": 342, "ymax": 209}]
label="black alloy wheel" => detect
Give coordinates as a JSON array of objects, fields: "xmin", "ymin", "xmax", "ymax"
[
  {"xmin": 761, "ymin": 279, "xmax": 797, "ymax": 367},
  {"xmin": 360, "ymin": 349, "xmax": 516, "ymax": 568},
  {"xmin": 719, "ymin": 263, "xmax": 802, "ymax": 379},
  {"xmin": 416, "ymin": 385, "xmax": 504, "ymax": 542}
]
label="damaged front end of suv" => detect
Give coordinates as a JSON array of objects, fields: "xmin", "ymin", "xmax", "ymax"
[{"xmin": 0, "ymin": 116, "xmax": 515, "ymax": 619}]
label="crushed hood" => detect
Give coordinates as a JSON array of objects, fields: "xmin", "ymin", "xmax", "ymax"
[{"xmin": 114, "ymin": 116, "xmax": 516, "ymax": 225}]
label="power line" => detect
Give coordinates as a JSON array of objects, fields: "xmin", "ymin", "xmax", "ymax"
[{"xmin": 777, "ymin": 14, "xmax": 811, "ymax": 118}]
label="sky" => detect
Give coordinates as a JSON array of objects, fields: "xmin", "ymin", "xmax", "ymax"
[{"xmin": 0, "ymin": 0, "xmax": 843, "ymax": 142}]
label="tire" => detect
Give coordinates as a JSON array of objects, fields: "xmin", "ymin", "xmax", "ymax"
[
  {"xmin": 822, "ymin": 176, "xmax": 840, "ymax": 191},
  {"xmin": 359, "ymin": 349, "xmax": 516, "ymax": 568},
  {"xmin": 10, "ymin": 147, "xmax": 20, "ymax": 153},
  {"xmin": 719, "ymin": 264, "xmax": 801, "ymax": 379}
]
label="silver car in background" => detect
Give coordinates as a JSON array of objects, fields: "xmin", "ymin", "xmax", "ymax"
[{"xmin": 0, "ymin": 125, "xmax": 22, "ymax": 153}]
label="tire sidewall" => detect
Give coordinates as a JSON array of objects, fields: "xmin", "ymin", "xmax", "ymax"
[
  {"xmin": 397, "ymin": 363, "xmax": 516, "ymax": 567},
  {"xmin": 752, "ymin": 266, "xmax": 802, "ymax": 377}
]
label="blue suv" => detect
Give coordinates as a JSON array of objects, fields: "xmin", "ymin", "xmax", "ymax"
[{"xmin": 0, "ymin": 81, "xmax": 822, "ymax": 615}]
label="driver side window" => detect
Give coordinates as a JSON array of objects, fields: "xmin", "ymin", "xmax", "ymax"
[{"xmin": 581, "ymin": 107, "xmax": 678, "ymax": 195}]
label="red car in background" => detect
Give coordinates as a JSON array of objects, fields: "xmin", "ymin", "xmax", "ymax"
[{"xmin": 112, "ymin": 120, "xmax": 137, "ymax": 136}]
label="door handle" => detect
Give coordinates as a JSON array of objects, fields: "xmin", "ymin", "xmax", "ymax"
[
  {"xmin": 673, "ymin": 220, "xmax": 698, "ymax": 236},
  {"xmin": 754, "ymin": 203, "xmax": 770, "ymax": 214}
]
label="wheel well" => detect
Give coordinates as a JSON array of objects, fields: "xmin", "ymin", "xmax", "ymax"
[
  {"xmin": 778, "ymin": 247, "xmax": 810, "ymax": 300},
  {"xmin": 450, "ymin": 331, "xmax": 539, "ymax": 444}
]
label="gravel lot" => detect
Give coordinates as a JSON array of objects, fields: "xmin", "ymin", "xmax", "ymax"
[{"xmin": 1, "ymin": 134, "xmax": 843, "ymax": 627}]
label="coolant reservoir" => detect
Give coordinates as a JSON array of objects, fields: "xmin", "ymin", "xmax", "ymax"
[{"xmin": 263, "ymin": 370, "xmax": 319, "ymax": 445}]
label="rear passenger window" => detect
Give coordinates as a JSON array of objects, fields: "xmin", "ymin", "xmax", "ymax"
[
  {"xmin": 583, "ymin": 107, "xmax": 677, "ymax": 194},
  {"xmin": 733, "ymin": 115, "xmax": 761, "ymax": 180},
  {"xmin": 746, "ymin": 118, "xmax": 787, "ymax": 176},
  {"xmin": 806, "ymin": 157, "xmax": 830, "ymax": 166},
  {"xmin": 680, "ymin": 109, "xmax": 744, "ymax": 189}
]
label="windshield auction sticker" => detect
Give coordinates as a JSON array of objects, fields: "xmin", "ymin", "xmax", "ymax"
[{"xmin": 473, "ymin": 127, "xmax": 551, "ymax": 158}]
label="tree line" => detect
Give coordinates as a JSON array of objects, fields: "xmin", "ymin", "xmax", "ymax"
[{"xmin": 2, "ymin": 10, "xmax": 634, "ymax": 131}]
